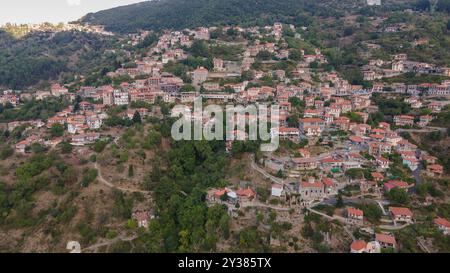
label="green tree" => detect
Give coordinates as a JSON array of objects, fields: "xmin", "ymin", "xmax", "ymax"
[
  {"xmin": 128, "ymin": 164, "xmax": 134, "ymax": 177},
  {"xmin": 190, "ymin": 40, "xmax": 209, "ymax": 58},
  {"xmin": 0, "ymin": 146, "xmax": 14, "ymax": 160},
  {"xmin": 50, "ymin": 123, "xmax": 64, "ymax": 137},
  {"xmin": 387, "ymin": 188, "xmax": 410, "ymax": 205},
  {"xmin": 58, "ymin": 141, "xmax": 73, "ymax": 154},
  {"xmin": 132, "ymin": 111, "xmax": 142, "ymax": 124},
  {"xmin": 336, "ymin": 193, "xmax": 344, "ymax": 208},
  {"xmin": 81, "ymin": 168, "xmax": 98, "ymax": 187}
]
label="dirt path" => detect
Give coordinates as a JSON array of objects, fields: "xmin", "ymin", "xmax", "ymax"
[
  {"xmin": 306, "ymin": 206, "xmax": 355, "ymax": 241},
  {"xmin": 82, "ymin": 234, "xmax": 138, "ymax": 253},
  {"xmin": 378, "ymin": 222, "xmax": 411, "ymax": 230},
  {"xmin": 241, "ymin": 201, "xmax": 291, "ymax": 211},
  {"xmin": 94, "ymin": 161, "xmax": 151, "ymax": 194},
  {"xmin": 94, "ymin": 137, "xmax": 151, "ymax": 194}
]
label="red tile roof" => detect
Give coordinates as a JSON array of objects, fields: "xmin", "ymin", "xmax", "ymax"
[
  {"xmin": 320, "ymin": 157, "xmax": 341, "ymax": 164},
  {"xmin": 349, "ymin": 136, "xmax": 363, "ymax": 142},
  {"xmin": 427, "ymin": 164, "xmax": 443, "ymax": 173},
  {"xmin": 434, "ymin": 217, "xmax": 450, "ymax": 228},
  {"xmin": 236, "ymin": 188, "xmax": 256, "ymax": 197},
  {"xmin": 300, "ymin": 181, "xmax": 323, "ymax": 189},
  {"xmin": 369, "ymin": 134, "xmax": 384, "ymax": 139},
  {"xmin": 386, "ymin": 180, "xmax": 409, "ymax": 188},
  {"xmin": 300, "ymin": 118, "xmax": 324, "ymax": 123},
  {"xmin": 371, "ymin": 172, "xmax": 384, "ymax": 180},
  {"xmin": 350, "ymin": 240, "xmax": 367, "ymax": 251},
  {"xmin": 375, "ymin": 233, "xmax": 396, "ymax": 245},
  {"xmin": 347, "ymin": 207, "xmax": 364, "ymax": 217},
  {"xmin": 389, "ymin": 207, "xmax": 413, "ymax": 217},
  {"xmin": 322, "ymin": 178, "xmax": 333, "ymax": 187}
]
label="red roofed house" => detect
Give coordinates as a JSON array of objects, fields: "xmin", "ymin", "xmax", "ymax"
[
  {"xmin": 277, "ymin": 127, "xmax": 300, "ymax": 142},
  {"xmin": 417, "ymin": 115, "xmax": 433, "ymax": 127},
  {"xmin": 299, "ymin": 118, "xmax": 325, "ymax": 137},
  {"xmin": 235, "ymin": 188, "xmax": 256, "ymax": 202},
  {"xmin": 15, "ymin": 139, "xmax": 29, "ymax": 154},
  {"xmin": 426, "ymin": 164, "xmax": 444, "ymax": 177},
  {"xmin": 389, "ymin": 207, "xmax": 413, "ymax": 224},
  {"xmin": 271, "ymin": 184, "xmax": 284, "ymax": 197},
  {"xmin": 207, "ymin": 188, "xmax": 237, "ymax": 204},
  {"xmin": 428, "ymin": 101, "xmax": 443, "ymax": 113},
  {"xmin": 347, "ymin": 207, "xmax": 364, "ymax": 226},
  {"xmin": 379, "ymin": 122, "xmax": 390, "ymax": 130},
  {"xmin": 421, "ymin": 155, "xmax": 437, "ymax": 164},
  {"xmin": 375, "ymin": 233, "xmax": 397, "ymax": 249},
  {"xmin": 333, "ymin": 116, "xmax": 350, "ymax": 131},
  {"xmin": 349, "ymin": 135, "xmax": 363, "ymax": 145},
  {"xmin": 298, "ymin": 177, "xmax": 324, "ymax": 203},
  {"xmin": 297, "ymin": 148, "xmax": 310, "ymax": 158},
  {"xmin": 322, "ymin": 177, "xmax": 335, "ymax": 194},
  {"xmin": 394, "ymin": 115, "xmax": 414, "ymax": 126},
  {"xmin": 383, "ymin": 180, "xmax": 410, "ymax": 192},
  {"xmin": 434, "ymin": 217, "xmax": 450, "ymax": 235},
  {"xmin": 375, "ymin": 156, "xmax": 390, "ymax": 169},
  {"xmin": 47, "ymin": 116, "xmax": 66, "ymax": 128},
  {"xmin": 192, "ymin": 67, "xmax": 209, "ymax": 86},
  {"xmin": 132, "ymin": 211, "xmax": 151, "ymax": 228},
  {"xmin": 291, "ymin": 157, "xmax": 318, "ymax": 170},
  {"xmin": 350, "ymin": 240, "xmax": 367, "ymax": 253},
  {"xmin": 371, "ymin": 172, "xmax": 384, "ymax": 182}
]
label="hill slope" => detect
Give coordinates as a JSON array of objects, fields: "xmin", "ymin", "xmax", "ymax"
[
  {"xmin": 0, "ymin": 30, "xmax": 119, "ymax": 89},
  {"xmin": 81, "ymin": 0, "xmax": 365, "ymax": 33}
]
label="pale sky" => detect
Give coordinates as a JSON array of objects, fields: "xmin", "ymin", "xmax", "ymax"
[{"xmin": 0, "ymin": 0, "xmax": 146, "ymax": 24}]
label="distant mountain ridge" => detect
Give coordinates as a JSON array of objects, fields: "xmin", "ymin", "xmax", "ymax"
[{"xmin": 81, "ymin": 0, "xmax": 369, "ymax": 33}]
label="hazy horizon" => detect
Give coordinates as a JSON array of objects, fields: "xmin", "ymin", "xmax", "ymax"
[{"xmin": 0, "ymin": 0, "xmax": 146, "ymax": 25}]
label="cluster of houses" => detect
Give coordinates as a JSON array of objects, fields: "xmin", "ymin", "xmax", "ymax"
[
  {"xmin": 1, "ymin": 20, "xmax": 449, "ymax": 253},
  {"xmin": 206, "ymin": 187, "xmax": 256, "ymax": 205},
  {"xmin": 0, "ymin": 90, "xmax": 19, "ymax": 106},
  {"xmin": 350, "ymin": 214, "xmax": 450, "ymax": 253},
  {"xmin": 363, "ymin": 53, "xmax": 450, "ymax": 84}
]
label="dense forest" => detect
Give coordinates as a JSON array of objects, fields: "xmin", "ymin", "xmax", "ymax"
[
  {"xmin": 81, "ymin": 0, "xmax": 450, "ymax": 34},
  {"xmin": 81, "ymin": 0, "xmax": 399, "ymax": 33},
  {"xmin": 0, "ymin": 30, "xmax": 120, "ymax": 89}
]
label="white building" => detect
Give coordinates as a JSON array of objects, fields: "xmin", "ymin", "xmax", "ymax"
[
  {"xmin": 113, "ymin": 89, "xmax": 129, "ymax": 105},
  {"xmin": 271, "ymin": 184, "xmax": 283, "ymax": 197}
]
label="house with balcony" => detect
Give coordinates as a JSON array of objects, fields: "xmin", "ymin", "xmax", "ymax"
[
  {"xmin": 426, "ymin": 164, "xmax": 444, "ymax": 177},
  {"xmin": 291, "ymin": 157, "xmax": 318, "ymax": 170},
  {"xmin": 346, "ymin": 207, "xmax": 364, "ymax": 226},
  {"xmin": 434, "ymin": 217, "xmax": 450, "ymax": 235},
  {"xmin": 394, "ymin": 115, "xmax": 414, "ymax": 127},
  {"xmin": 389, "ymin": 207, "xmax": 413, "ymax": 224},
  {"xmin": 375, "ymin": 233, "xmax": 397, "ymax": 249}
]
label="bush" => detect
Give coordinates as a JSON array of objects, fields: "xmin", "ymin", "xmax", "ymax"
[
  {"xmin": 93, "ymin": 140, "xmax": 109, "ymax": 153},
  {"xmin": 387, "ymin": 188, "xmax": 410, "ymax": 205},
  {"xmin": 50, "ymin": 123, "xmax": 64, "ymax": 137},
  {"xmin": 0, "ymin": 146, "xmax": 14, "ymax": 160},
  {"xmin": 81, "ymin": 168, "xmax": 98, "ymax": 187},
  {"xmin": 58, "ymin": 141, "xmax": 73, "ymax": 154}
]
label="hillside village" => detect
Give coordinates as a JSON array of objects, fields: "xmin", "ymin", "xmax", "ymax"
[{"xmin": 1, "ymin": 17, "xmax": 450, "ymax": 253}]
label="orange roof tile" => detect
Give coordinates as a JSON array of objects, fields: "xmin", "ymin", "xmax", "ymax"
[
  {"xmin": 376, "ymin": 233, "xmax": 396, "ymax": 245},
  {"xmin": 350, "ymin": 240, "xmax": 367, "ymax": 251},
  {"xmin": 347, "ymin": 207, "xmax": 364, "ymax": 217},
  {"xmin": 389, "ymin": 207, "xmax": 413, "ymax": 217},
  {"xmin": 434, "ymin": 217, "xmax": 450, "ymax": 228}
]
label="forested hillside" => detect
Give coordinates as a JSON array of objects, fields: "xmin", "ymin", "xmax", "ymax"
[
  {"xmin": 81, "ymin": 0, "xmax": 380, "ymax": 33},
  {"xmin": 81, "ymin": 0, "xmax": 450, "ymax": 34},
  {"xmin": 0, "ymin": 30, "xmax": 120, "ymax": 89}
]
